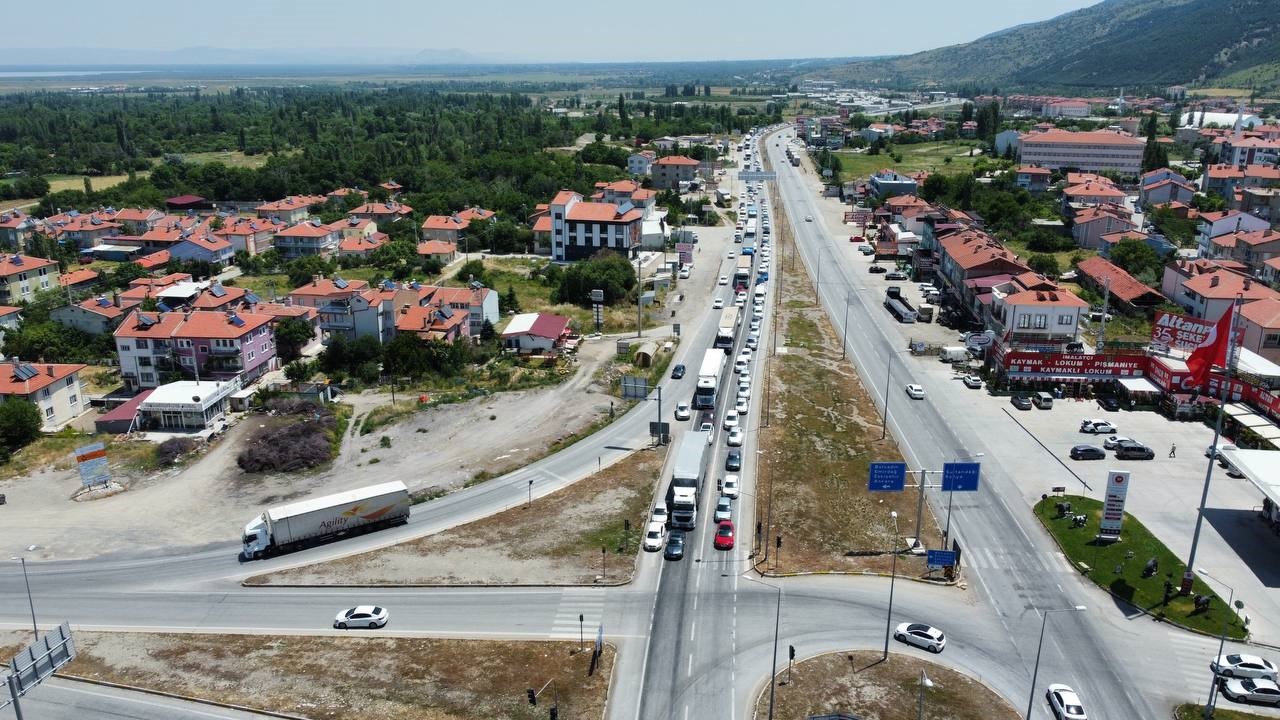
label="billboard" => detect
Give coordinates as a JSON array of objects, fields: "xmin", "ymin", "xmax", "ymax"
[
  {"xmin": 74, "ymin": 443, "xmax": 110, "ymax": 488},
  {"xmin": 1150, "ymin": 311, "xmax": 1242, "ymax": 351},
  {"xmin": 1099, "ymin": 470, "xmax": 1131, "ymax": 538},
  {"xmin": 1002, "ymin": 351, "xmax": 1148, "ymax": 379}
]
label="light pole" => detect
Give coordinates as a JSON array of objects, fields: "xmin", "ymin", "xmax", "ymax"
[
  {"xmin": 1025, "ymin": 606, "xmax": 1086, "ymax": 720},
  {"xmin": 942, "ymin": 452, "xmax": 984, "ymax": 549},
  {"xmin": 744, "ymin": 575, "xmax": 784, "ymax": 720},
  {"xmin": 917, "ymin": 669, "xmax": 934, "ymax": 720},
  {"xmin": 882, "ymin": 511, "xmax": 900, "ymax": 660},
  {"xmin": 1198, "ymin": 567, "xmax": 1241, "ymax": 719},
  {"xmin": 880, "ymin": 355, "xmax": 894, "ymax": 440},
  {"xmin": 840, "ymin": 292, "xmax": 854, "ymax": 360},
  {"xmin": 11, "ymin": 556, "xmax": 37, "ymax": 639}
]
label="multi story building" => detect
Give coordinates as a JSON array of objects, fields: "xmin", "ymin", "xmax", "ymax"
[
  {"xmin": 213, "ymin": 217, "xmax": 284, "ymax": 256},
  {"xmin": 0, "ymin": 360, "xmax": 87, "ymax": 430},
  {"xmin": 0, "ymin": 210, "xmax": 40, "ymax": 251},
  {"xmin": 627, "ymin": 150, "xmax": 656, "ymax": 176},
  {"xmin": 255, "ymin": 195, "xmax": 324, "ymax": 224},
  {"xmin": 0, "ymin": 254, "xmax": 58, "ymax": 303},
  {"xmin": 419, "ymin": 207, "xmax": 496, "ymax": 245},
  {"xmin": 1017, "ymin": 130, "xmax": 1144, "ymax": 175},
  {"xmin": 287, "ymin": 276, "xmax": 393, "ymax": 344},
  {"xmin": 349, "ymin": 201, "xmax": 413, "ymax": 224},
  {"xmin": 273, "ymin": 220, "xmax": 341, "ymax": 259},
  {"xmin": 1196, "ymin": 210, "xmax": 1270, "ymax": 257},
  {"xmin": 113, "ymin": 309, "xmax": 277, "ymax": 391},
  {"xmin": 650, "ymin": 155, "xmax": 700, "ymax": 190},
  {"xmin": 529, "ymin": 190, "xmax": 643, "ymax": 262},
  {"xmin": 1014, "ymin": 166, "xmax": 1052, "ymax": 193}
]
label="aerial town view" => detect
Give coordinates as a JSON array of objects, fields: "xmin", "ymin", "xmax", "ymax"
[{"xmin": 5, "ymin": 0, "xmax": 1280, "ymax": 718}]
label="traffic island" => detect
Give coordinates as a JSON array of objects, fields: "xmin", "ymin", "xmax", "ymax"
[
  {"xmin": 1033, "ymin": 495, "xmax": 1246, "ymax": 639},
  {"xmin": 55, "ymin": 631, "xmax": 612, "ymax": 720},
  {"xmin": 1174, "ymin": 702, "xmax": 1274, "ymax": 719},
  {"xmin": 754, "ymin": 649, "xmax": 1018, "ymax": 720}
]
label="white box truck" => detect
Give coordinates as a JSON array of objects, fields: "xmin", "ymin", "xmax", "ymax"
[
  {"xmin": 939, "ymin": 346, "xmax": 970, "ymax": 363},
  {"xmin": 667, "ymin": 432, "xmax": 708, "ymax": 529},
  {"xmin": 241, "ymin": 481, "xmax": 411, "ymax": 560}
]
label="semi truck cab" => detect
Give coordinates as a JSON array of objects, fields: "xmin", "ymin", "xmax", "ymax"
[{"xmin": 242, "ymin": 514, "xmax": 270, "ymax": 559}]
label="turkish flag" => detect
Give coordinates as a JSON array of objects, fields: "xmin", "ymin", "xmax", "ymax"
[{"xmin": 1186, "ymin": 307, "xmax": 1234, "ymax": 390}]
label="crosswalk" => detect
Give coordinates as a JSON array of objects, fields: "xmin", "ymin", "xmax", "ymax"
[
  {"xmin": 1166, "ymin": 629, "xmax": 1216, "ymax": 703},
  {"xmin": 550, "ymin": 588, "xmax": 607, "ymax": 640},
  {"xmin": 961, "ymin": 546, "xmax": 1076, "ymax": 574}
]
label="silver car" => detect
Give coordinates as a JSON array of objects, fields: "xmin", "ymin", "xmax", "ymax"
[
  {"xmin": 714, "ymin": 495, "xmax": 733, "ymax": 523},
  {"xmin": 334, "ymin": 605, "xmax": 389, "ymax": 629}
]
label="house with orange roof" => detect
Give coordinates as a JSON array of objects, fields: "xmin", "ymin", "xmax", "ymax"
[
  {"xmin": 420, "ymin": 207, "xmax": 496, "ymax": 245},
  {"xmin": 254, "ymin": 195, "xmax": 324, "ymax": 224},
  {"xmin": 416, "ymin": 240, "xmax": 457, "ymax": 264},
  {"xmin": 327, "ymin": 216, "xmax": 379, "ymax": 241},
  {"xmin": 1161, "ymin": 257, "xmax": 1250, "ymax": 301},
  {"xmin": 110, "ymin": 207, "xmax": 166, "ymax": 234},
  {"xmin": 628, "ymin": 150, "xmax": 657, "ymax": 176},
  {"xmin": 349, "ymin": 201, "xmax": 413, "ymax": 223},
  {"xmin": 1061, "ymin": 179, "xmax": 1127, "ymax": 209},
  {"xmin": 1218, "ymin": 135, "xmax": 1280, "ymax": 167},
  {"xmin": 1075, "ymin": 256, "xmax": 1166, "ymax": 314},
  {"xmin": 326, "ymin": 187, "xmax": 369, "ymax": 206},
  {"xmin": 113, "ymin": 309, "xmax": 277, "ymax": 390},
  {"xmin": 1070, "ymin": 204, "xmax": 1136, "ymax": 250},
  {"xmin": 136, "ymin": 250, "xmax": 171, "ymax": 272},
  {"xmin": 0, "ymin": 359, "xmax": 87, "ymax": 430},
  {"xmin": 213, "ymin": 217, "xmax": 283, "ymax": 256},
  {"xmin": 591, "ymin": 182, "xmax": 656, "ymax": 217},
  {"xmin": 1173, "ymin": 268, "xmax": 1280, "ymax": 321},
  {"xmin": 418, "ymin": 283, "xmax": 499, "ymax": 336},
  {"xmin": 286, "ymin": 276, "xmax": 392, "ymax": 344},
  {"xmin": 1150, "ymin": 201, "xmax": 1199, "ymax": 221},
  {"xmin": 651, "ymin": 155, "xmax": 700, "ymax": 190},
  {"xmin": 990, "ymin": 282, "xmax": 1089, "ymax": 346},
  {"xmin": 52, "ymin": 294, "xmax": 129, "ymax": 335},
  {"xmin": 1140, "ymin": 178, "xmax": 1196, "ymax": 207},
  {"xmin": 338, "ymin": 231, "xmax": 389, "ymax": 258},
  {"xmin": 274, "ymin": 220, "xmax": 341, "ymax": 259},
  {"xmin": 393, "ymin": 302, "xmax": 469, "ymax": 343},
  {"xmin": 58, "ymin": 268, "xmax": 100, "ymax": 292},
  {"xmin": 134, "ymin": 215, "xmax": 211, "ymax": 252},
  {"xmin": 189, "ymin": 282, "xmax": 249, "ymax": 312},
  {"xmin": 530, "ymin": 190, "xmax": 644, "ymax": 262},
  {"xmin": 1014, "ymin": 166, "xmax": 1052, "ymax": 193},
  {"xmin": 378, "ymin": 180, "xmax": 403, "ymax": 197},
  {"xmin": 0, "ymin": 305, "xmax": 20, "ymax": 331},
  {"xmin": 0, "ymin": 254, "xmax": 59, "ymax": 303},
  {"xmin": 46, "ymin": 211, "xmax": 122, "ymax": 248},
  {"xmin": 1017, "ymin": 130, "xmax": 1144, "ymax": 174},
  {"xmin": 171, "ymin": 233, "xmax": 234, "ymax": 266},
  {"xmin": 1196, "ymin": 210, "xmax": 1269, "ymax": 257},
  {"xmin": 1099, "ymin": 230, "xmax": 1149, "ymax": 257},
  {"xmin": 0, "ymin": 209, "xmax": 41, "ymax": 251},
  {"xmin": 937, "ymin": 230, "xmax": 1030, "ymax": 307},
  {"xmin": 1238, "ymin": 297, "xmax": 1280, "ymax": 364}
]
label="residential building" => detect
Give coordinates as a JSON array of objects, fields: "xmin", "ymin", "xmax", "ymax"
[
  {"xmin": 1162, "ymin": 257, "xmax": 1249, "ymax": 300},
  {"xmin": 111, "ymin": 208, "xmax": 166, "ymax": 234},
  {"xmin": 52, "ymin": 295, "xmax": 128, "ymax": 335},
  {"xmin": 213, "ymin": 217, "xmax": 283, "ymax": 256},
  {"xmin": 416, "ymin": 240, "xmax": 457, "ymax": 264},
  {"xmin": 1061, "ymin": 179, "xmax": 1127, "ymax": 208},
  {"xmin": 113, "ymin": 309, "xmax": 277, "ymax": 390},
  {"xmin": 1075, "ymin": 256, "xmax": 1166, "ymax": 314},
  {"xmin": 58, "ymin": 268, "xmax": 100, "ymax": 293},
  {"xmin": 420, "ymin": 207, "xmax": 496, "ymax": 245},
  {"xmin": 136, "ymin": 379, "xmax": 240, "ymax": 432},
  {"xmin": 273, "ymin": 220, "xmax": 341, "ymax": 259},
  {"xmin": 0, "ymin": 305, "xmax": 20, "ymax": 330},
  {"xmin": 420, "ymin": 284, "xmax": 499, "ymax": 336},
  {"xmin": 869, "ymin": 169, "xmax": 918, "ymax": 198},
  {"xmin": 325, "ymin": 187, "xmax": 368, "ymax": 206},
  {"xmin": 1196, "ymin": 210, "xmax": 1270, "ymax": 257},
  {"xmin": 1042, "ymin": 100, "xmax": 1090, "ymax": 118},
  {"xmin": 1173, "ymin": 268, "xmax": 1280, "ymax": 321},
  {"xmin": 349, "ymin": 201, "xmax": 413, "ymax": 224},
  {"xmin": 327, "ymin": 216, "xmax": 379, "ymax": 244},
  {"xmin": 1071, "ymin": 205, "xmax": 1136, "ymax": 250},
  {"xmin": 1217, "ymin": 136, "xmax": 1280, "ymax": 167},
  {"xmin": 255, "ymin": 195, "xmax": 324, "ymax": 224},
  {"xmin": 393, "ymin": 302, "xmax": 469, "ymax": 343},
  {"xmin": 45, "ymin": 211, "xmax": 122, "ymax": 248},
  {"xmin": 338, "ymin": 231, "xmax": 390, "ymax": 258},
  {"xmin": 529, "ymin": 190, "xmax": 643, "ymax": 262},
  {"xmin": 170, "ymin": 234, "xmax": 234, "ymax": 267},
  {"xmin": 1141, "ymin": 178, "xmax": 1196, "ymax": 207},
  {"xmin": 1099, "ymin": 230, "xmax": 1149, "ymax": 258},
  {"xmin": 0, "ymin": 254, "xmax": 58, "ymax": 303},
  {"xmin": 994, "ymin": 129, "xmax": 1023, "ymax": 156},
  {"xmin": 287, "ymin": 276, "xmax": 392, "ymax": 344},
  {"xmin": 650, "ymin": 155, "xmax": 700, "ymax": 190},
  {"xmin": 135, "ymin": 250, "xmax": 171, "ymax": 272},
  {"xmin": 1239, "ymin": 186, "xmax": 1280, "ymax": 222},
  {"xmin": 1014, "ymin": 166, "xmax": 1052, "ymax": 193},
  {"xmin": 936, "ymin": 230, "xmax": 1030, "ymax": 314},
  {"xmin": 1017, "ymin": 130, "xmax": 1144, "ymax": 175},
  {"xmin": 989, "ymin": 284, "xmax": 1088, "ymax": 348},
  {"xmin": 628, "ymin": 151, "xmax": 657, "ymax": 176},
  {"xmin": 0, "ymin": 210, "xmax": 39, "ymax": 251},
  {"xmin": 1199, "ymin": 163, "xmax": 1280, "ymax": 197},
  {"xmin": 1238, "ymin": 298, "xmax": 1280, "ymax": 364},
  {"xmin": 591, "ymin": 182, "xmax": 657, "ymax": 218},
  {"xmin": 502, "ymin": 312, "xmax": 569, "ymax": 353},
  {"xmin": 378, "ymin": 180, "xmax": 403, "ymax": 198},
  {"xmin": 0, "ymin": 360, "xmax": 87, "ymax": 430}
]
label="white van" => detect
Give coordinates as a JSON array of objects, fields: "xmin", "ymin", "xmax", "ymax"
[{"xmin": 939, "ymin": 346, "xmax": 969, "ymax": 363}]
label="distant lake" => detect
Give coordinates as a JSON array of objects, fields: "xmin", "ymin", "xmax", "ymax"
[{"xmin": 0, "ymin": 70, "xmax": 154, "ymax": 78}]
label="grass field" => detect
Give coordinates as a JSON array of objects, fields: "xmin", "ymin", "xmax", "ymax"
[
  {"xmin": 173, "ymin": 150, "xmax": 276, "ymax": 168},
  {"xmin": 835, "ymin": 140, "xmax": 984, "ymax": 182},
  {"xmin": 1034, "ymin": 495, "xmax": 1246, "ymax": 639},
  {"xmin": 1001, "ymin": 236, "xmax": 1095, "ymax": 277},
  {"xmin": 1174, "ymin": 703, "xmax": 1273, "ymax": 719}
]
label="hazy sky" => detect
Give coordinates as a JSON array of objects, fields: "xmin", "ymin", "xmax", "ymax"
[{"xmin": 21, "ymin": 0, "xmax": 1102, "ymax": 63}]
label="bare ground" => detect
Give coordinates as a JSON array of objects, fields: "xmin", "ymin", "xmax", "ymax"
[
  {"xmin": 753, "ymin": 650, "xmax": 1018, "ymax": 720},
  {"xmin": 0, "ymin": 335, "xmax": 619, "ymax": 562},
  {"xmin": 249, "ymin": 447, "xmax": 665, "ymax": 586},
  {"xmin": 48, "ymin": 630, "xmax": 613, "ymax": 720},
  {"xmin": 755, "ymin": 178, "xmax": 942, "ymax": 577}
]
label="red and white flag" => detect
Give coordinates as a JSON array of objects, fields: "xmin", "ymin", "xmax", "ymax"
[{"xmin": 1186, "ymin": 307, "xmax": 1234, "ymax": 390}]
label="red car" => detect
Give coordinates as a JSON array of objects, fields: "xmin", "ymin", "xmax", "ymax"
[
  {"xmin": 714, "ymin": 520, "xmax": 735, "ymax": 550},
  {"xmin": 849, "ymin": 235, "xmax": 864, "ymax": 243}
]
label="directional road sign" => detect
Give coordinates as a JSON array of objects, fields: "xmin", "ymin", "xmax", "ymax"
[
  {"xmin": 941, "ymin": 462, "xmax": 981, "ymax": 492},
  {"xmin": 926, "ymin": 549, "xmax": 957, "ymax": 569},
  {"xmin": 868, "ymin": 462, "xmax": 907, "ymax": 492},
  {"xmin": 738, "ymin": 171, "xmax": 778, "ymax": 182}
]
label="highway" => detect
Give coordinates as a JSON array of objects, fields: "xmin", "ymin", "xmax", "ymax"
[{"xmin": 0, "ymin": 127, "xmax": 1268, "ymax": 720}]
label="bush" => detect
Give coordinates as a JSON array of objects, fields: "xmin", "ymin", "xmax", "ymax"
[
  {"xmin": 156, "ymin": 437, "xmax": 197, "ymax": 466},
  {"xmin": 237, "ymin": 416, "xmax": 335, "ymax": 473},
  {"xmin": 0, "ymin": 400, "xmax": 42, "ymax": 452}
]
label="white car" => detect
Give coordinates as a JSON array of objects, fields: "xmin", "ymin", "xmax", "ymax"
[
  {"xmin": 1206, "ymin": 443, "xmax": 1239, "ymax": 459},
  {"xmin": 752, "ymin": 307, "xmax": 764, "ymax": 320},
  {"xmin": 651, "ymin": 503, "xmax": 668, "ymax": 526},
  {"xmin": 1079, "ymin": 419, "xmax": 1116, "ymax": 434},
  {"xmin": 735, "ymin": 360, "xmax": 750, "ymax": 375},
  {"xmin": 961, "ymin": 375, "xmax": 982, "ymax": 389},
  {"xmin": 721, "ymin": 474, "xmax": 740, "ymax": 499},
  {"xmin": 1213, "ymin": 653, "xmax": 1279, "ymax": 680},
  {"xmin": 746, "ymin": 336, "xmax": 759, "ymax": 350},
  {"xmin": 713, "ymin": 298, "xmax": 725, "ymax": 310},
  {"xmin": 1220, "ymin": 677, "xmax": 1280, "ymax": 705},
  {"xmin": 642, "ymin": 521, "xmax": 666, "ymax": 552},
  {"xmin": 804, "ymin": 215, "xmax": 813, "ymax": 222},
  {"xmin": 727, "ymin": 249, "xmax": 737, "ymax": 258},
  {"xmin": 750, "ymin": 320, "xmax": 761, "ymax": 332},
  {"xmin": 718, "ymin": 275, "xmax": 729, "ymax": 286},
  {"xmin": 737, "ymin": 383, "xmax": 752, "ymax": 400},
  {"xmin": 893, "ymin": 622, "xmax": 946, "ymax": 653},
  {"xmin": 1102, "ymin": 435, "xmax": 1132, "ymax": 450},
  {"xmin": 727, "ymin": 428, "xmax": 744, "ymax": 446},
  {"xmin": 334, "ymin": 605, "xmax": 389, "ymax": 629},
  {"xmin": 905, "ymin": 383, "xmax": 926, "ymax": 399},
  {"xmin": 713, "ymin": 496, "xmax": 733, "ymax": 523},
  {"xmin": 734, "ymin": 296, "xmax": 746, "ymax": 308},
  {"xmin": 1046, "ymin": 684, "xmax": 1087, "ymax": 719},
  {"xmin": 674, "ymin": 402, "xmax": 691, "ymax": 421},
  {"xmin": 723, "ymin": 410, "xmax": 739, "ymax": 430}
]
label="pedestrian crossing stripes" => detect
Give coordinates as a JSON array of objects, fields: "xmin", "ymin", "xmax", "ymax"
[
  {"xmin": 961, "ymin": 546, "xmax": 1075, "ymax": 574},
  {"xmin": 550, "ymin": 588, "xmax": 606, "ymax": 640},
  {"xmin": 1167, "ymin": 630, "xmax": 1216, "ymax": 702}
]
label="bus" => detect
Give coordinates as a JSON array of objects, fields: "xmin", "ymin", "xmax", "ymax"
[
  {"xmin": 694, "ymin": 349, "xmax": 725, "ymax": 409},
  {"xmin": 714, "ymin": 307, "xmax": 740, "ymax": 351},
  {"xmin": 733, "ymin": 255, "xmax": 753, "ymax": 289}
]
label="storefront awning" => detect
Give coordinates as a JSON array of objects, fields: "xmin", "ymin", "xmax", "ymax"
[
  {"xmin": 1118, "ymin": 377, "xmax": 1161, "ymax": 393},
  {"xmin": 1221, "ymin": 449, "xmax": 1280, "ymax": 507}
]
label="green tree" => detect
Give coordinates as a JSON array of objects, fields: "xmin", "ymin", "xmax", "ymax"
[
  {"xmin": 1141, "ymin": 113, "xmax": 1169, "ymax": 173},
  {"xmin": 283, "ymin": 359, "xmax": 314, "ymax": 383},
  {"xmin": 1027, "ymin": 253, "xmax": 1061, "ymax": 277},
  {"xmin": 553, "ymin": 250, "xmax": 636, "ymax": 305},
  {"xmin": 273, "ymin": 317, "xmax": 315, "ymax": 362},
  {"xmin": 0, "ymin": 399, "xmax": 43, "ymax": 453},
  {"xmin": 110, "ymin": 261, "xmax": 150, "ymax": 289},
  {"xmin": 503, "ymin": 284, "xmax": 521, "ymax": 314},
  {"xmin": 1109, "ymin": 238, "xmax": 1160, "ymax": 276},
  {"xmin": 479, "ymin": 319, "xmax": 497, "ymax": 342},
  {"xmin": 382, "ymin": 333, "xmax": 428, "ymax": 378},
  {"xmin": 456, "ymin": 259, "xmax": 487, "ymax": 286}
]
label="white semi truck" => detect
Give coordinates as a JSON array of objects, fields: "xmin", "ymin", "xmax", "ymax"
[
  {"xmin": 241, "ymin": 481, "xmax": 411, "ymax": 560},
  {"xmin": 667, "ymin": 431, "xmax": 708, "ymax": 529}
]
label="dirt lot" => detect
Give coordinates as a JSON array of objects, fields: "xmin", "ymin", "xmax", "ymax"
[
  {"xmin": 0, "ymin": 334, "xmax": 620, "ymax": 562},
  {"xmin": 756, "ymin": 181, "xmax": 942, "ymax": 576},
  {"xmin": 754, "ymin": 650, "xmax": 1018, "ymax": 720},
  {"xmin": 7, "ymin": 630, "xmax": 612, "ymax": 720},
  {"xmin": 251, "ymin": 447, "xmax": 664, "ymax": 586}
]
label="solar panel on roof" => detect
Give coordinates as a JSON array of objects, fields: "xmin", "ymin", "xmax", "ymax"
[
  {"xmin": 138, "ymin": 313, "xmax": 157, "ymax": 327},
  {"xmin": 13, "ymin": 364, "xmax": 39, "ymax": 381},
  {"xmin": 244, "ymin": 292, "xmax": 261, "ymax": 304},
  {"xmin": 437, "ymin": 306, "xmax": 453, "ymax": 319},
  {"xmin": 209, "ymin": 284, "xmax": 227, "ymax": 298},
  {"xmin": 617, "ymin": 201, "xmax": 634, "ymax": 215},
  {"xmin": 333, "ymin": 277, "xmax": 349, "ymax": 289},
  {"xmin": 157, "ymin": 302, "xmax": 172, "ymax": 312},
  {"xmin": 96, "ymin": 296, "xmax": 112, "ymax": 307},
  {"xmin": 229, "ymin": 313, "xmax": 245, "ymax": 327}
]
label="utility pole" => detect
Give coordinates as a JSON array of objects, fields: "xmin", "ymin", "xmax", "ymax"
[
  {"xmin": 634, "ymin": 246, "xmax": 643, "ymax": 338},
  {"xmin": 880, "ymin": 355, "xmax": 893, "ymax": 440},
  {"xmin": 1095, "ymin": 278, "xmax": 1111, "ymax": 352},
  {"xmin": 882, "ymin": 511, "xmax": 899, "ymax": 659}
]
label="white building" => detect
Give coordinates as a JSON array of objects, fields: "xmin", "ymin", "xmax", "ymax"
[
  {"xmin": 0, "ymin": 361, "xmax": 87, "ymax": 431},
  {"xmin": 137, "ymin": 378, "xmax": 240, "ymax": 431},
  {"xmin": 628, "ymin": 151, "xmax": 656, "ymax": 176},
  {"xmin": 1017, "ymin": 130, "xmax": 1145, "ymax": 175}
]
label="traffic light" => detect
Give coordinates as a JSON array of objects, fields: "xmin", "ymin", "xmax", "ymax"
[
  {"xmin": 789, "ymin": 645, "xmax": 795, "ymax": 661},
  {"xmin": 527, "ymin": 688, "xmax": 537, "ymax": 706}
]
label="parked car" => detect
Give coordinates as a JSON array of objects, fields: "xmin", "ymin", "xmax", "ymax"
[
  {"xmin": 1220, "ymin": 677, "xmax": 1280, "ymax": 706},
  {"xmin": 718, "ymin": 275, "xmax": 729, "ymax": 286},
  {"xmin": 893, "ymin": 622, "xmax": 946, "ymax": 653},
  {"xmin": 674, "ymin": 402, "xmax": 691, "ymax": 421},
  {"xmin": 671, "ymin": 364, "xmax": 686, "ymax": 379},
  {"xmin": 1212, "ymin": 653, "xmax": 1279, "ymax": 680},
  {"xmin": 1070, "ymin": 445, "xmax": 1106, "ymax": 461},
  {"xmin": 962, "ymin": 375, "xmax": 983, "ymax": 389},
  {"xmin": 1010, "ymin": 395, "xmax": 1033, "ymax": 410},
  {"xmin": 713, "ymin": 298, "xmax": 725, "ymax": 309},
  {"xmin": 334, "ymin": 606, "xmax": 389, "ymax": 629},
  {"xmin": 1098, "ymin": 396, "xmax": 1121, "ymax": 411},
  {"xmin": 905, "ymin": 384, "xmax": 926, "ymax": 400},
  {"xmin": 725, "ymin": 449, "xmax": 742, "ymax": 471},
  {"xmin": 714, "ymin": 520, "xmax": 736, "ymax": 549},
  {"xmin": 849, "ymin": 235, "xmax": 864, "ymax": 243},
  {"xmin": 1114, "ymin": 440, "xmax": 1155, "ymax": 460},
  {"xmin": 1206, "ymin": 443, "xmax": 1239, "ymax": 459},
  {"xmin": 869, "ymin": 265, "xmax": 888, "ymax": 274},
  {"xmin": 642, "ymin": 521, "xmax": 666, "ymax": 552},
  {"xmin": 1102, "ymin": 435, "xmax": 1131, "ymax": 450},
  {"xmin": 714, "ymin": 496, "xmax": 733, "ymax": 523},
  {"xmin": 664, "ymin": 529, "xmax": 686, "ymax": 560},
  {"xmin": 859, "ymin": 245, "xmax": 875, "ymax": 255},
  {"xmin": 1046, "ymin": 684, "xmax": 1087, "ymax": 719},
  {"xmin": 886, "ymin": 271, "xmax": 908, "ymax": 280},
  {"xmin": 1079, "ymin": 419, "xmax": 1117, "ymax": 434},
  {"xmin": 721, "ymin": 474, "xmax": 740, "ymax": 499}
]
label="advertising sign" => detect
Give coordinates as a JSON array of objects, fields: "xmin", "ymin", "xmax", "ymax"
[
  {"xmin": 1003, "ymin": 351, "xmax": 1149, "ymax": 379},
  {"xmin": 1151, "ymin": 310, "xmax": 1244, "ymax": 352},
  {"xmin": 867, "ymin": 462, "xmax": 907, "ymax": 492},
  {"xmin": 675, "ymin": 242, "xmax": 694, "ymax": 265},
  {"xmin": 74, "ymin": 443, "xmax": 110, "ymax": 488},
  {"xmin": 1146, "ymin": 356, "xmax": 1197, "ymax": 393},
  {"xmin": 1099, "ymin": 470, "xmax": 1131, "ymax": 538},
  {"xmin": 926, "ymin": 549, "xmax": 957, "ymax": 569}
]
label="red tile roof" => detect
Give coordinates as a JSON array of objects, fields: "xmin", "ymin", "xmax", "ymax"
[
  {"xmin": 58, "ymin": 268, "xmax": 99, "ymax": 286},
  {"xmin": 1002, "ymin": 289, "xmax": 1089, "ymax": 307},
  {"xmin": 276, "ymin": 221, "xmax": 336, "ymax": 238},
  {"xmin": 339, "ymin": 232, "xmax": 389, "ymax": 254},
  {"xmin": 0, "ymin": 254, "xmax": 57, "ymax": 277},
  {"xmin": 1021, "ymin": 130, "xmax": 1144, "ymax": 146},
  {"xmin": 135, "ymin": 251, "xmax": 171, "ymax": 270},
  {"xmin": 1239, "ymin": 298, "xmax": 1280, "ymax": 330},
  {"xmin": 417, "ymin": 240, "xmax": 457, "ymax": 256},
  {"xmin": 288, "ymin": 277, "xmax": 369, "ymax": 298},
  {"xmin": 114, "ymin": 309, "xmax": 272, "ymax": 340},
  {"xmin": 73, "ymin": 296, "xmax": 126, "ymax": 319},
  {"xmin": 1183, "ymin": 269, "xmax": 1280, "ymax": 301},
  {"xmin": 1017, "ymin": 165, "xmax": 1052, "ymax": 176},
  {"xmin": 654, "ymin": 155, "xmax": 700, "ymax": 166},
  {"xmin": 351, "ymin": 202, "xmax": 413, "ymax": 217},
  {"xmin": 256, "ymin": 195, "xmax": 324, "ymax": 213},
  {"xmin": 1075, "ymin": 256, "xmax": 1165, "ymax": 304},
  {"xmin": 0, "ymin": 361, "xmax": 85, "ymax": 397}
]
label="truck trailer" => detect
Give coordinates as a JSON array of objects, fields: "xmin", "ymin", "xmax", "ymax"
[
  {"xmin": 694, "ymin": 349, "xmax": 725, "ymax": 409},
  {"xmin": 241, "ymin": 481, "xmax": 411, "ymax": 560},
  {"xmin": 668, "ymin": 431, "xmax": 708, "ymax": 529},
  {"xmin": 884, "ymin": 286, "xmax": 918, "ymax": 323}
]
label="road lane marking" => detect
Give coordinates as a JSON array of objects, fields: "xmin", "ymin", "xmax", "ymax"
[
  {"xmin": 690, "ymin": 620, "xmax": 696, "ymax": 641},
  {"xmin": 687, "ymin": 653, "xmax": 693, "ymax": 676},
  {"xmin": 47, "ymin": 682, "xmax": 249, "ymax": 719}
]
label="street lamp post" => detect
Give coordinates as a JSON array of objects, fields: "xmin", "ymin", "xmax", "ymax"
[
  {"xmin": 767, "ymin": 581, "xmax": 782, "ymax": 720},
  {"xmin": 880, "ymin": 355, "xmax": 893, "ymax": 440},
  {"xmin": 1024, "ymin": 606, "xmax": 1087, "ymax": 720},
  {"xmin": 1198, "ymin": 567, "xmax": 1241, "ymax": 719},
  {"xmin": 11, "ymin": 556, "xmax": 37, "ymax": 639},
  {"xmin": 942, "ymin": 453, "xmax": 984, "ymax": 549},
  {"xmin": 883, "ymin": 511, "xmax": 900, "ymax": 660},
  {"xmin": 917, "ymin": 670, "xmax": 934, "ymax": 720},
  {"xmin": 840, "ymin": 292, "xmax": 854, "ymax": 360}
]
